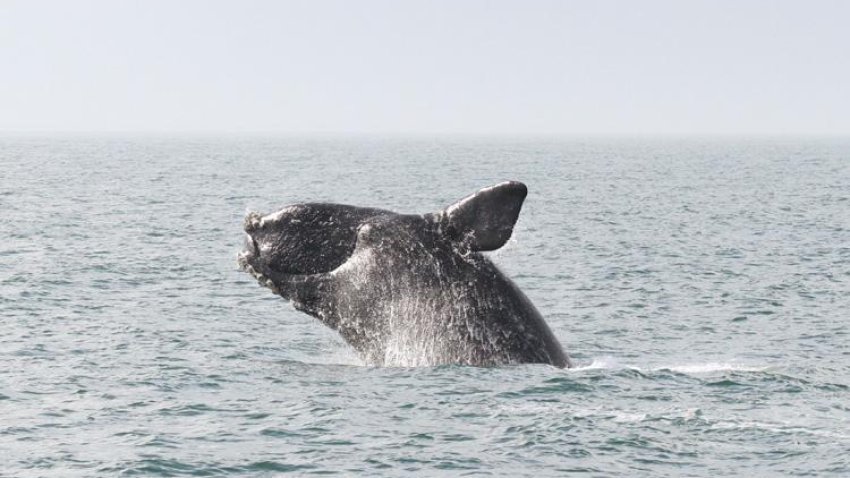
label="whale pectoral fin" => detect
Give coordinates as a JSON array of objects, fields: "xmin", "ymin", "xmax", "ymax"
[{"xmin": 439, "ymin": 181, "xmax": 527, "ymax": 251}]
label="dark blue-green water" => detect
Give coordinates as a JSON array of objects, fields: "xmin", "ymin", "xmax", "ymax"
[{"xmin": 2, "ymin": 136, "xmax": 849, "ymax": 476}]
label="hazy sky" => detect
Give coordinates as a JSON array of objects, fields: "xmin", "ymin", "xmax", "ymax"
[{"xmin": 2, "ymin": 0, "xmax": 848, "ymax": 135}]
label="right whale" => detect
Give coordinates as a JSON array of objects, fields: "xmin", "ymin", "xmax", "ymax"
[{"xmin": 239, "ymin": 181, "xmax": 570, "ymax": 368}]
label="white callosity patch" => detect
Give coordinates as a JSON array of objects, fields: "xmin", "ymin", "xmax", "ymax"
[
  {"xmin": 244, "ymin": 211, "xmax": 262, "ymax": 231},
  {"xmin": 258, "ymin": 205, "xmax": 302, "ymax": 227}
]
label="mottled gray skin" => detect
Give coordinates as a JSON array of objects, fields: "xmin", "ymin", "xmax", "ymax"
[{"xmin": 238, "ymin": 181, "xmax": 570, "ymax": 368}]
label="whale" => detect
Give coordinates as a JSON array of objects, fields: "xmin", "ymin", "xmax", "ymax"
[{"xmin": 238, "ymin": 181, "xmax": 570, "ymax": 368}]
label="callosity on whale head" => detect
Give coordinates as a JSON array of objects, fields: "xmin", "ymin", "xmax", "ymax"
[{"xmin": 238, "ymin": 181, "xmax": 570, "ymax": 368}]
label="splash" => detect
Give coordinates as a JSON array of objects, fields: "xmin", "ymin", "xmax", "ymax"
[{"xmin": 573, "ymin": 356, "xmax": 627, "ymax": 370}]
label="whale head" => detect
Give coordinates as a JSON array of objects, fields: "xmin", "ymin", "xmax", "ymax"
[
  {"xmin": 239, "ymin": 181, "xmax": 528, "ymax": 286},
  {"xmin": 239, "ymin": 203, "xmax": 375, "ymax": 279}
]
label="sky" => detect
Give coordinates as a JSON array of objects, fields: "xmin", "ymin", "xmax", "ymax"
[{"xmin": 1, "ymin": 0, "xmax": 848, "ymax": 135}]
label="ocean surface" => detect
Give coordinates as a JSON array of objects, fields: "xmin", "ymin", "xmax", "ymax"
[{"xmin": 1, "ymin": 135, "xmax": 849, "ymax": 476}]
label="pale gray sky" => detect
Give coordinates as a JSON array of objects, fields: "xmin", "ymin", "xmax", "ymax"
[{"xmin": 1, "ymin": 0, "xmax": 848, "ymax": 135}]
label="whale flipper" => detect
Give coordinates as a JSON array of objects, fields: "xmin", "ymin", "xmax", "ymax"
[{"xmin": 438, "ymin": 181, "xmax": 527, "ymax": 251}]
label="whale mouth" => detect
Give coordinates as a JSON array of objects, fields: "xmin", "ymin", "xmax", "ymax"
[
  {"xmin": 248, "ymin": 235, "xmax": 259, "ymax": 257},
  {"xmin": 239, "ymin": 211, "xmax": 262, "ymax": 266},
  {"xmin": 237, "ymin": 211, "xmax": 262, "ymax": 274},
  {"xmin": 237, "ymin": 234, "xmax": 259, "ymax": 270},
  {"xmin": 238, "ymin": 233, "xmax": 281, "ymax": 294}
]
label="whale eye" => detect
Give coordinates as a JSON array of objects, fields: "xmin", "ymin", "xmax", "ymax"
[
  {"xmin": 355, "ymin": 222, "xmax": 386, "ymax": 246},
  {"xmin": 357, "ymin": 223, "xmax": 375, "ymax": 237}
]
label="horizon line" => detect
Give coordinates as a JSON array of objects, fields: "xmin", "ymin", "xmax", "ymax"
[{"xmin": 2, "ymin": 129, "xmax": 848, "ymax": 139}]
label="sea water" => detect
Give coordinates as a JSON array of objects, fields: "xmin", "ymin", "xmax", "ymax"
[{"xmin": 1, "ymin": 135, "xmax": 848, "ymax": 476}]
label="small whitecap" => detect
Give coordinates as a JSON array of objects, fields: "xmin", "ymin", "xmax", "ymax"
[
  {"xmin": 611, "ymin": 411, "xmax": 648, "ymax": 423},
  {"xmin": 573, "ymin": 356, "xmax": 624, "ymax": 370},
  {"xmin": 661, "ymin": 363, "xmax": 770, "ymax": 375}
]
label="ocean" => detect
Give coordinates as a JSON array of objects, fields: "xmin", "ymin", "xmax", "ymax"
[{"xmin": 1, "ymin": 135, "xmax": 848, "ymax": 476}]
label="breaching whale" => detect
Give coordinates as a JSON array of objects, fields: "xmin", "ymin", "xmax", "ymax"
[{"xmin": 238, "ymin": 181, "xmax": 569, "ymax": 368}]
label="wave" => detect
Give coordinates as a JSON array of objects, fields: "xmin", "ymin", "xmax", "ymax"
[
  {"xmin": 572, "ymin": 357, "xmax": 772, "ymax": 375},
  {"xmin": 660, "ymin": 363, "xmax": 772, "ymax": 374}
]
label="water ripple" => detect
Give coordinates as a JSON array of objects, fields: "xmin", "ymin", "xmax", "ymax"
[{"xmin": 2, "ymin": 136, "xmax": 849, "ymax": 476}]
